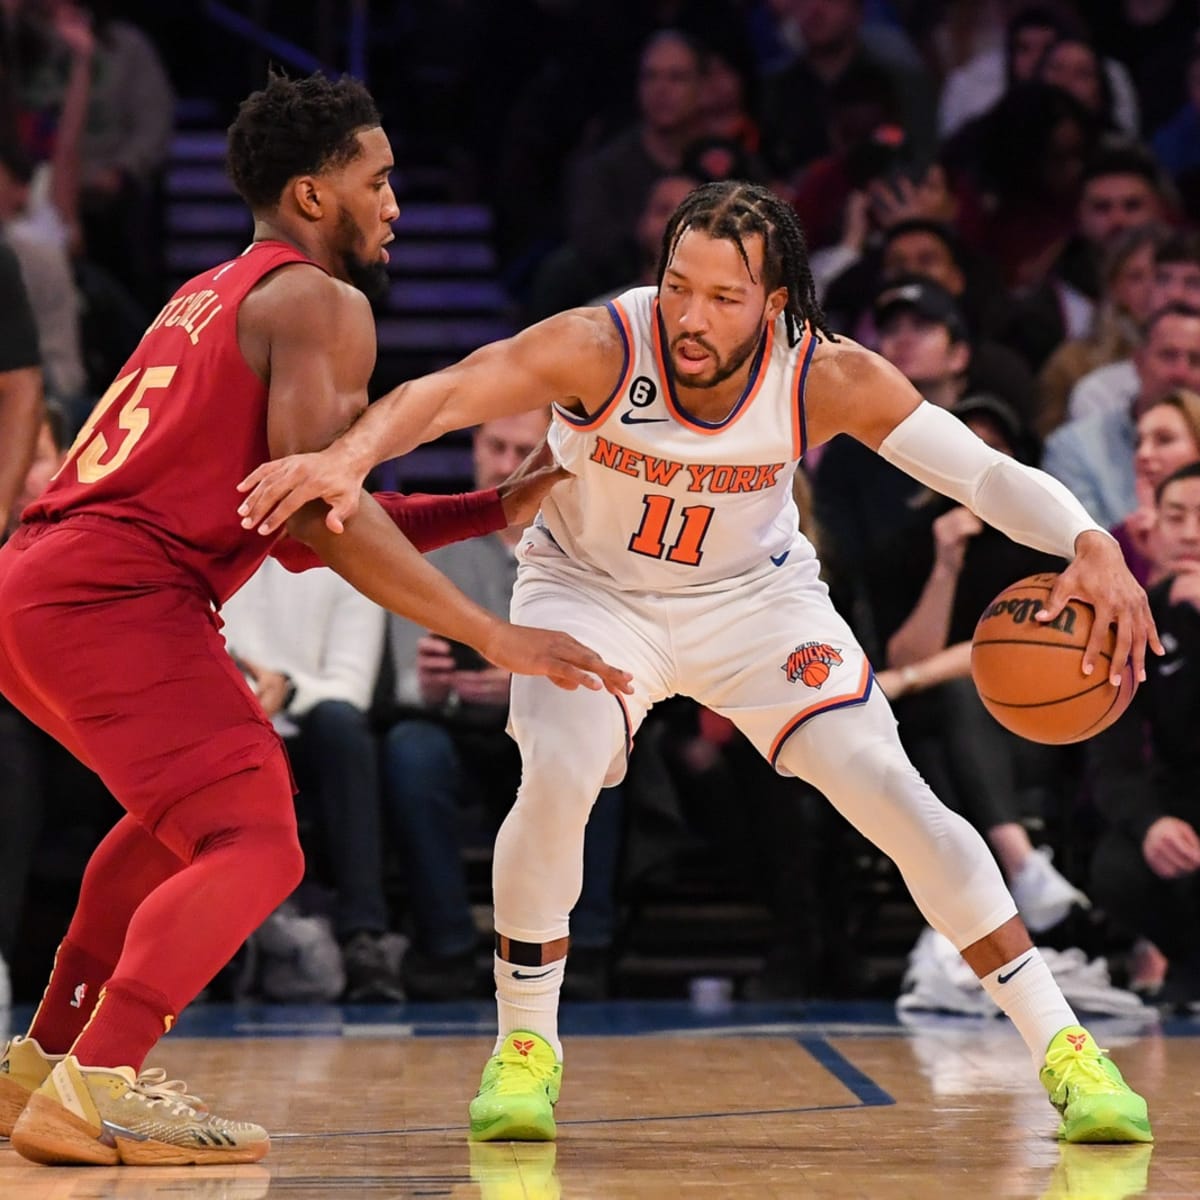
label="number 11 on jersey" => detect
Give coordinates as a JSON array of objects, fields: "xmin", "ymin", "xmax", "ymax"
[{"xmin": 628, "ymin": 493, "xmax": 715, "ymax": 566}]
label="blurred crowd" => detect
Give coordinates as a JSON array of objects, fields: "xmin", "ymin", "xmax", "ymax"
[{"xmin": 2, "ymin": 0, "xmax": 1200, "ymax": 1016}]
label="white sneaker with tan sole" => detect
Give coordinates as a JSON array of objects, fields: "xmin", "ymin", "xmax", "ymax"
[{"xmin": 11, "ymin": 1056, "xmax": 269, "ymax": 1166}]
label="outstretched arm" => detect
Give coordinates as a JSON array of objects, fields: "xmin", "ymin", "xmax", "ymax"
[
  {"xmin": 237, "ymin": 306, "xmax": 621, "ymax": 535},
  {"xmin": 252, "ymin": 268, "xmax": 630, "ymax": 696},
  {"xmin": 807, "ymin": 340, "xmax": 1162, "ymax": 684}
]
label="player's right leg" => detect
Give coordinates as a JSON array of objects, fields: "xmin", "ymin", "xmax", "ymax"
[
  {"xmin": 11, "ymin": 753, "xmax": 300, "ymax": 1165},
  {"xmin": 469, "ymin": 567, "xmax": 664, "ymax": 1142}
]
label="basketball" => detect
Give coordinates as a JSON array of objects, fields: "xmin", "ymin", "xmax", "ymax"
[{"xmin": 970, "ymin": 573, "xmax": 1136, "ymax": 744}]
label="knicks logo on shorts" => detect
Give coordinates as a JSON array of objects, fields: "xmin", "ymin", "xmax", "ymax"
[{"xmin": 782, "ymin": 641, "xmax": 843, "ymax": 689}]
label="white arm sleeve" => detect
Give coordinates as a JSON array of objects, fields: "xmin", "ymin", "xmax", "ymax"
[{"xmin": 877, "ymin": 402, "xmax": 1110, "ymax": 558}]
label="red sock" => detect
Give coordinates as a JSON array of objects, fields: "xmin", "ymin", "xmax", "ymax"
[
  {"xmin": 26, "ymin": 939, "xmax": 113, "ymax": 1055},
  {"xmin": 25, "ymin": 814, "xmax": 184, "ymax": 1055},
  {"xmin": 67, "ymin": 756, "xmax": 302, "ymax": 1071},
  {"xmin": 70, "ymin": 979, "xmax": 174, "ymax": 1072}
]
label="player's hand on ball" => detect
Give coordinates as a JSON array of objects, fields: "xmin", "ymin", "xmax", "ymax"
[
  {"xmin": 238, "ymin": 443, "xmax": 366, "ymax": 536},
  {"xmin": 1037, "ymin": 530, "xmax": 1163, "ymax": 685},
  {"xmin": 484, "ymin": 623, "xmax": 633, "ymax": 696}
]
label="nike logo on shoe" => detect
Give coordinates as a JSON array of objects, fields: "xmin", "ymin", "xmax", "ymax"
[
  {"xmin": 512, "ymin": 969, "xmax": 554, "ymax": 980},
  {"xmin": 997, "ymin": 956, "xmax": 1033, "ymax": 984},
  {"xmin": 619, "ymin": 412, "xmax": 669, "ymax": 425}
]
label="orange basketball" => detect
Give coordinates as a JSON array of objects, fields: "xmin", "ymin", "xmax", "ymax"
[{"xmin": 970, "ymin": 573, "xmax": 1136, "ymax": 744}]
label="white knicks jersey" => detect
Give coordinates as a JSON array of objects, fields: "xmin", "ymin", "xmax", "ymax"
[{"xmin": 537, "ymin": 286, "xmax": 819, "ymax": 592}]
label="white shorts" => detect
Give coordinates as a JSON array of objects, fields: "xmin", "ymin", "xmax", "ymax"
[{"xmin": 510, "ymin": 527, "xmax": 875, "ymax": 784}]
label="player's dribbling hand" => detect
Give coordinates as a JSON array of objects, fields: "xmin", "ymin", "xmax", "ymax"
[
  {"xmin": 238, "ymin": 445, "xmax": 365, "ymax": 536},
  {"xmin": 1037, "ymin": 530, "xmax": 1163, "ymax": 686},
  {"xmin": 483, "ymin": 623, "xmax": 633, "ymax": 696}
]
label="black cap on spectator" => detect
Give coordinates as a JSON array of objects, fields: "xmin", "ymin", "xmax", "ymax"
[
  {"xmin": 951, "ymin": 393, "xmax": 1040, "ymax": 465},
  {"xmin": 873, "ymin": 277, "xmax": 968, "ymax": 343}
]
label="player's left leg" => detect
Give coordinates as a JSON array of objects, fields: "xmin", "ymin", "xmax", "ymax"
[
  {"xmin": 776, "ymin": 693, "xmax": 1151, "ymax": 1143},
  {"xmin": 1, "ymin": 816, "xmax": 185, "ymax": 1135},
  {"xmin": 688, "ymin": 566, "xmax": 1150, "ymax": 1143}
]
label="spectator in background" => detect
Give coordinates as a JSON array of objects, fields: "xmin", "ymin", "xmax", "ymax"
[
  {"xmin": 565, "ymin": 31, "xmax": 706, "ymax": 287},
  {"xmin": 218, "ymin": 558, "xmax": 401, "ymax": 1002},
  {"xmin": 1037, "ymin": 223, "xmax": 1167, "ymax": 436},
  {"xmin": 0, "ymin": 239, "xmax": 42, "ymax": 529},
  {"xmin": 1067, "ymin": 230, "xmax": 1200, "ymax": 426},
  {"xmin": 1043, "ymin": 304, "xmax": 1200, "ymax": 528},
  {"xmin": 1035, "ymin": 34, "xmax": 1131, "ymax": 134},
  {"xmin": 1112, "ymin": 390, "xmax": 1200, "ymax": 586},
  {"xmin": 1092, "ymin": 0, "xmax": 1198, "ymax": 137},
  {"xmin": 1152, "ymin": 40, "xmax": 1200, "ymax": 222},
  {"xmin": 760, "ymin": 0, "xmax": 935, "ymax": 183},
  {"xmin": 383, "ymin": 412, "xmax": 624, "ymax": 1001},
  {"xmin": 594, "ymin": 171, "xmax": 701, "ymax": 301},
  {"xmin": 946, "ymin": 83, "xmax": 1099, "ymax": 308},
  {"xmin": 822, "ymin": 223, "xmax": 1037, "ymax": 423},
  {"xmin": 54, "ymin": 0, "xmax": 173, "ymax": 307},
  {"xmin": 0, "ymin": 405, "xmax": 83, "ymax": 1004},
  {"xmin": 988, "ymin": 138, "xmax": 1169, "ymax": 370},
  {"xmin": 872, "ymin": 395, "xmax": 1083, "ymax": 934},
  {"xmin": 0, "ymin": 140, "xmax": 85, "ymax": 415},
  {"xmin": 938, "ymin": 2, "xmax": 1139, "ymax": 139},
  {"xmin": 1089, "ymin": 460, "xmax": 1200, "ymax": 1012},
  {"xmin": 814, "ymin": 279, "xmax": 992, "ymax": 648}
]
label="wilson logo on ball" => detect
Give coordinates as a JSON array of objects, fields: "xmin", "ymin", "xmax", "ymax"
[
  {"xmin": 782, "ymin": 641, "xmax": 843, "ymax": 689},
  {"xmin": 981, "ymin": 597, "xmax": 1078, "ymax": 634}
]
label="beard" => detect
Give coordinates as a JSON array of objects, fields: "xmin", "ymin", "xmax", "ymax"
[
  {"xmin": 335, "ymin": 209, "xmax": 390, "ymax": 301},
  {"xmin": 343, "ymin": 251, "xmax": 390, "ymax": 302},
  {"xmin": 672, "ymin": 323, "xmax": 764, "ymax": 390}
]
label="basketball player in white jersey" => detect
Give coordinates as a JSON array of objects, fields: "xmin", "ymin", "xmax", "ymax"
[{"xmin": 239, "ymin": 181, "xmax": 1159, "ymax": 1146}]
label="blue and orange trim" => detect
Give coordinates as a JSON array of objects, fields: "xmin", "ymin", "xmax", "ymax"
[
  {"xmin": 553, "ymin": 299, "xmax": 634, "ymax": 432},
  {"xmin": 768, "ymin": 659, "xmax": 875, "ymax": 769},
  {"xmin": 791, "ymin": 328, "xmax": 817, "ymax": 460}
]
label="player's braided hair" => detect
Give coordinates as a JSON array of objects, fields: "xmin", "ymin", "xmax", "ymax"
[
  {"xmin": 657, "ymin": 180, "xmax": 836, "ymax": 347},
  {"xmin": 226, "ymin": 70, "xmax": 381, "ymax": 210}
]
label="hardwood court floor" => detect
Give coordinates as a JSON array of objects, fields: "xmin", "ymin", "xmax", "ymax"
[{"xmin": 1, "ymin": 1002, "xmax": 1196, "ymax": 1198}]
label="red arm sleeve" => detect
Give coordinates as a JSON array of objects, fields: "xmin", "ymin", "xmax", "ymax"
[{"xmin": 270, "ymin": 487, "xmax": 507, "ymax": 573}]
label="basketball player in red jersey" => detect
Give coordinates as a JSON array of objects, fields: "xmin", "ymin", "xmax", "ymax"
[{"xmin": 0, "ymin": 72, "xmax": 630, "ymax": 1168}]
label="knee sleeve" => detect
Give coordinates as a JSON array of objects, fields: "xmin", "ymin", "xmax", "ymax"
[{"xmin": 778, "ymin": 691, "xmax": 1017, "ymax": 949}]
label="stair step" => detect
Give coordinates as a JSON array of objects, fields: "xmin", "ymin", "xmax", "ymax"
[
  {"xmin": 166, "ymin": 203, "xmax": 251, "ymax": 235},
  {"xmin": 166, "ymin": 164, "xmax": 239, "ymax": 197},
  {"xmin": 376, "ymin": 317, "xmax": 512, "ymax": 352},
  {"xmin": 170, "ymin": 131, "xmax": 230, "ymax": 160},
  {"xmin": 387, "ymin": 279, "xmax": 508, "ymax": 312},
  {"xmin": 388, "ymin": 241, "xmax": 495, "ymax": 273}
]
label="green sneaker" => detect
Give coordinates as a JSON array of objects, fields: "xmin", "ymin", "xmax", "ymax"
[
  {"xmin": 1039, "ymin": 1026, "xmax": 1153, "ymax": 1144},
  {"xmin": 469, "ymin": 1031, "xmax": 563, "ymax": 1143}
]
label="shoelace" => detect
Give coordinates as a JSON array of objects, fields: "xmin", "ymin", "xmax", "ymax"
[
  {"xmin": 489, "ymin": 1048, "xmax": 555, "ymax": 1096},
  {"xmin": 1044, "ymin": 1044, "xmax": 1119, "ymax": 1096},
  {"xmin": 131, "ymin": 1068, "xmax": 208, "ymax": 1118}
]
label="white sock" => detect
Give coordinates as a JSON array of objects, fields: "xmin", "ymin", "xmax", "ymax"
[
  {"xmin": 980, "ymin": 948, "xmax": 1077, "ymax": 1063},
  {"xmin": 493, "ymin": 954, "xmax": 565, "ymax": 1060}
]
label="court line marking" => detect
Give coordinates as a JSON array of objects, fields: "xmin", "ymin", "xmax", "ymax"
[{"xmin": 272, "ymin": 1035, "xmax": 893, "ymax": 1140}]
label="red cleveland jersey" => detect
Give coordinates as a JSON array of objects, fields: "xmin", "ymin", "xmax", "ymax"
[{"xmin": 27, "ymin": 240, "xmax": 323, "ymax": 605}]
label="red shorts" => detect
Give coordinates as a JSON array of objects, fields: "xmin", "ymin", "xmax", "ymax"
[{"xmin": 0, "ymin": 516, "xmax": 290, "ymax": 831}]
